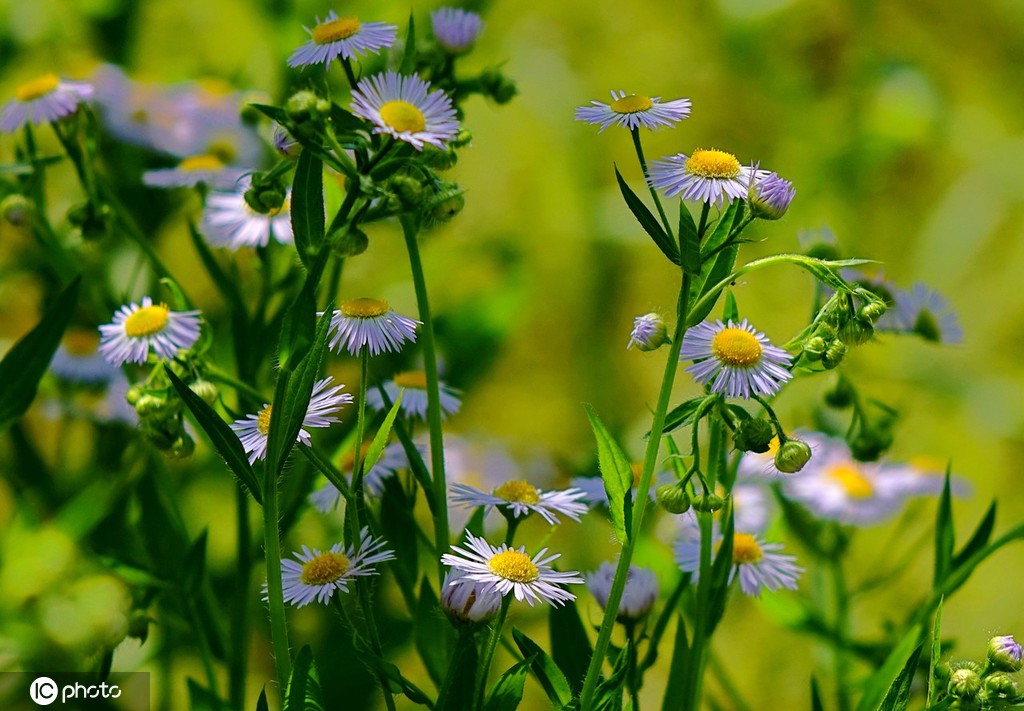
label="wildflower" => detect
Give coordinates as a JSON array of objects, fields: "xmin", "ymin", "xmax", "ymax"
[
  {"xmin": 748, "ymin": 171, "xmax": 795, "ymax": 220},
  {"xmin": 680, "ymin": 319, "xmax": 792, "ymax": 398},
  {"xmin": 98, "ymin": 297, "xmax": 201, "ymax": 366},
  {"xmin": 891, "ymin": 283, "xmax": 963, "ymax": 344},
  {"xmin": 648, "ymin": 150, "xmax": 762, "ymax": 208},
  {"xmin": 271, "ymin": 527, "xmax": 395, "ymax": 607},
  {"xmin": 143, "ymin": 154, "xmax": 245, "ymax": 190},
  {"xmin": 0, "ymin": 74, "xmax": 93, "ymax": 133},
  {"xmin": 675, "ymin": 528, "xmax": 801, "ymax": 597},
  {"xmin": 309, "ymin": 442, "xmax": 416, "ymax": 511},
  {"xmin": 440, "ymin": 567, "xmax": 502, "ymax": 623},
  {"xmin": 324, "ymin": 298, "xmax": 420, "ymax": 357},
  {"xmin": 575, "ymin": 90, "xmax": 691, "ymax": 132},
  {"xmin": 200, "ymin": 177, "xmax": 292, "ymax": 249},
  {"xmin": 441, "ymin": 532, "xmax": 583, "ymax": 607},
  {"xmin": 51, "ymin": 328, "xmax": 118, "ymax": 384},
  {"xmin": 272, "ymin": 124, "xmax": 300, "ymax": 158},
  {"xmin": 450, "ymin": 480, "xmax": 588, "ymax": 525},
  {"xmin": 350, "ymin": 71, "xmax": 459, "ymax": 150},
  {"xmin": 627, "ymin": 313, "xmax": 669, "ymax": 351},
  {"xmin": 586, "ymin": 561, "xmax": 658, "ymax": 621},
  {"xmin": 231, "ymin": 377, "xmax": 352, "ymax": 464},
  {"xmin": 288, "ymin": 11, "xmax": 397, "ymax": 68},
  {"xmin": 367, "ymin": 371, "xmax": 461, "ymax": 420},
  {"xmin": 431, "ymin": 8, "xmax": 484, "ymax": 54},
  {"xmin": 988, "ymin": 635, "xmax": 1023, "ymax": 673}
]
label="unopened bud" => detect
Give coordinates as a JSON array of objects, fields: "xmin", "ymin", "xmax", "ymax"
[
  {"xmin": 859, "ymin": 299, "xmax": 887, "ymax": 323},
  {"xmin": 822, "ymin": 375, "xmax": 855, "ymax": 409},
  {"xmin": 987, "ymin": 635, "xmax": 1023, "ymax": 673},
  {"xmin": 655, "ymin": 483, "xmax": 691, "ymax": 514},
  {"xmin": 189, "ymin": 380, "xmax": 218, "ymax": 406},
  {"xmin": 849, "ymin": 429, "xmax": 892, "ymax": 462},
  {"xmin": 441, "ymin": 568, "xmax": 501, "ymax": 625},
  {"xmin": 390, "ymin": 174, "xmax": 424, "ymax": 210},
  {"xmin": 802, "ymin": 335, "xmax": 826, "ymax": 361},
  {"xmin": 821, "ymin": 339, "xmax": 847, "ymax": 369},
  {"xmin": 774, "ymin": 439, "xmax": 812, "ymax": 474},
  {"xmin": 170, "ymin": 433, "xmax": 196, "ymax": 459},
  {"xmin": 748, "ymin": 172, "xmax": 795, "ymax": 221},
  {"xmin": 134, "ymin": 394, "xmax": 168, "ymax": 418},
  {"xmin": 840, "ymin": 316, "xmax": 874, "ymax": 346},
  {"xmin": 480, "ymin": 69, "xmax": 517, "ymax": 104},
  {"xmin": 125, "ymin": 384, "xmax": 145, "ymax": 406},
  {"xmin": 627, "ymin": 313, "xmax": 669, "ymax": 352},
  {"xmin": 1, "ymin": 194, "xmax": 33, "ymax": 227},
  {"xmin": 329, "ymin": 226, "xmax": 369, "ymax": 257},
  {"xmin": 948, "ymin": 667, "xmax": 982, "ymax": 701},
  {"xmin": 691, "ymin": 493, "xmax": 725, "ymax": 513},
  {"xmin": 984, "ymin": 672, "xmax": 1017, "ymax": 699},
  {"xmin": 733, "ymin": 419, "xmax": 775, "ymax": 453}
]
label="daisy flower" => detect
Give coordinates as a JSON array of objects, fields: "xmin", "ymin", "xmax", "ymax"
[
  {"xmin": 431, "ymin": 8, "xmax": 484, "ymax": 54},
  {"xmin": 270, "ymin": 527, "xmax": 395, "ymax": 607},
  {"xmin": 0, "ymin": 74, "xmax": 93, "ymax": 133},
  {"xmin": 675, "ymin": 527, "xmax": 802, "ymax": 597},
  {"xmin": 440, "ymin": 567, "xmax": 503, "ymax": 623},
  {"xmin": 309, "ymin": 442, "xmax": 417, "ymax": 511},
  {"xmin": 98, "ymin": 297, "xmax": 201, "ymax": 366},
  {"xmin": 891, "ymin": 283, "xmax": 963, "ymax": 344},
  {"xmin": 201, "ymin": 178, "xmax": 293, "ymax": 249},
  {"xmin": 143, "ymin": 154, "xmax": 245, "ymax": 190},
  {"xmin": 350, "ymin": 71, "xmax": 459, "ymax": 150},
  {"xmin": 231, "ymin": 377, "xmax": 353, "ymax": 464},
  {"xmin": 441, "ymin": 532, "xmax": 583, "ymax": 607},
  {"xmin": 575, "ymin": 90, "xmax": 691, "ymax": 132},
  {"xmin": 748, "ymin": 171, "xmax": 796, "ymax": 220},
  {"xmin": 680, "ymin": 319, "xmax": 792, "ymax": 399},
  {"xmin": 648, "ymin": 149, "xmax": 762, "ymax": 208},
  {"xmin": 450, "ymin": 480, "xmax": 588, "ymax": 525},
  {"xmin": 586, "ymin": 561, "xmax": 658, "ymax": 621},
  {"xmin": 367, "ymin": 371, "xmax": 461, "ymax": 420},
  {"xmin": 51, "ymin": 328, "xmax": 118, "ymax": 384},
  {"xmin": 627, "ymin": 312, "xmax": 668, "ymax": 351},
  {"xmin": 288, "ymin": 11, "xmax": 397, "ymax": 68},
  {"xmin": 324, "ymin": 298, "xmax": 420, "ymax": 356}
]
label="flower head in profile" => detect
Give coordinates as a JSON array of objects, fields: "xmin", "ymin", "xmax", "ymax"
[
  {"xmin": 890, "ymin": 283, "xmax": 963, "ymax": 344},
  {"xmin": 431, "ymin": 8, "xmax": 484, "ymax": 54},
  {"xmin": 680, "ymin": 319, "xmax": 792, "ymax": 398},
  {"xmin": 231, "ymin": 377, "xmax": 352, "ymax": 464},
  {"xmin": 1, "ymin": 74, "xmax": 93, "ymax": 133},
  {"xmin": 648, "ymin": 149, "xmax": 762, "ymax": 208},
  {"xmin": 748, "ymin": 171, "xmax": 796, "ymax": 220},
  {"xmin": 367, "ymin": 371, "xmax": 461, "ymax": 420},
  {"xmin": 288, "ymin": 11, "xmax": 397, "ymax": 68},
  {"xmin": 627, "ymin": 313, "xmax": 669, "ymax": 351},
  {"xmin": 143, "ymin": 154, "xmax": 245, "ymax": 190},
  {"xmin": 575, "ymin": 90, "xmax": 691, "ymax": 132},
  {"xmin": 324, "ymin": 298, "xmax": 420, "ymax": 357},
  {"xmin": 450, "ymin": 480, "xmax": 588, "ymax": 525},
  {"xmin": 350, "ymin": 71, "xmax": 459, "ymax": 150},
  {"xmin": 586, "ymin": 561, "xmax": 658, "ymax": 622},
  {"xmin": 270, "ymin": 527, "xmax": 395, "ymax": 607},
  {"xmin": 98, "ymin": 297, "xmax": 201, "ymax": 366},
  {"xmin": 201, "ymin": 178, "xmax": 293, "ymax": 249},
  {"xmin": 441, "ymin": 532, "xmax": 583, "ymax": 607},
  {"xmin": 440, "ymin": 567, "xmax": 503, "ymax": 624},
  {"xmin": 675, "ymin": 527, "xmax": 802, "ymax": 597}
]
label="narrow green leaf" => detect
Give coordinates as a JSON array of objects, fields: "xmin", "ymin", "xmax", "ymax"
[
  {"xmin": 187, "ymin": 679, "xmax": 231, "ymax": 711},
  {"xmin": 512, "ymin": 627, "xmax": 572, "ymax": 706},
  {"xmin": 249, "ymin": 103, "xmax": 287, "ymax": 124},
  {"xmin": 380, "ymin": 475, "xmax": 418, "ymax": 585},
  {"xmin": 363, "ymin": 391, "xmax": 404, "ymax": 474},
  {"xmin": 415, "ymin": 579, "xmax": 453, "ymax": 687},
  {"xmin": 329, "ymin": 103, "xmax": 366, "ymax": 135},
  {"xmin": 168, "ymin": 370, "xmax": 262, "ymax": 504},
  {"xmin": 879, "ymin": 643, "xmax": 923, "ymax": 711},
  {"xmin": 927, "ymin": 598, "xmax": 944, "ymax": 708},
  {"xmin": 679, "ymin": 202, "xmax": 700, "ymax": 274},
  {"xmin": 256, "ymin": 687, "xmax": 269, "ymax": 711},
  {"xmin": 595, "ymin": 640, "xmax": 631, "ymax": 711},
  {"xmin": 0, "ymin": 276, "xmax": 80, "ymax": 429},
  {"xmin": 952, "ymin": 501, "xmax": 996, "ymax": 569},
  {"xmin": 436, "ymin": 630, "xmax": 478, "ymax": 711},
  {"xmin": 701, "ymin": 200, "xmax": 740, "ymax": 253},
  {"xmin": 284, "ymin": 646, "xmax": 326, "ymax": 711},
  {"xmin": 723, "ymin": 290, "xmax": 739, "ymax": 322},
  {"xmin": 277, "ymin": 280, "xmax": 316, "ymax": 372},
  {"xmin": 183, "ymin": 529, "xmax": 208, "ymax": 595},
  {"xmin": 291, "ymin": 149, "xmax": 325, "ymax": 267},
  {"xmin": 483, "ymin": 656, "xmax": 533, "ymax": 711},
  {"xmin": 400, "ymin": 13, "xmax": 417, "ymax": 74},
  {"xmin": 584, "ymin": 404, "xmax": 634, "ymax": 543},
  {"xmin": 550, "ymin": 599, "xmax": 592, "ymax": 695},
  {"xmin": 614, "ymin": 165, "xmax": 680, "ymax": 265},
  {"xmin": 810, "ymin": 677, "xmax": 825, "ymax": 711},
  {"xmin": 854, "ymin": 627, "xmax": 921, "ymax": 711},
  {"xmin": 360, "ymin": 652, "xmax": 434, "ymax": 706},
  {"xmin": 653, "ymin": 396, "xmax": 708, "ymax": 438},
  {"xmin": 707, "ymin": 507, "xmax": 735, "ymax": 634},
  {"xmin": 639, "ymin": 573, "xmax": 689, "ymax": 672},
  {"xmin": 934, "ymin": 470, "xmax": 954, "ymax": 587},
  {"xmin": 687, "ymin": 242, "xmax": 740, "ymax": 325},
  {"xmin": 662, "ymin": 615, "xmax": 690, "ymax": 711}
]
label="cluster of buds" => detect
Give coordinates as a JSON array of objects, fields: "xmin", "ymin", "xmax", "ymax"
[
  {"xmin": 126, "ymin": 374, "xmax": 215, "ymax": 459},
  {"xmin": 936, "ymin": 635, "xmax": 1023, "ymax": 710},
  {"xmin": 284, "ymin": 89, "xmax": 332, "ymax": 140}
]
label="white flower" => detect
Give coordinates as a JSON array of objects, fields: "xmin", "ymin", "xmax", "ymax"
[
  {"xmin": 575, "ymin": 90, "xmax": 691, "ymax": 132},
  {"xmin": 440, "ymin": 567, "xmax": 502, "ymax": 623},
  {"xmin": 450, "ymin": 480, "xmax": 588, "ymax": 525},
  {"xmin": 143, "ymin": 154, "xmax": 245, "ymax": 190},
  {"xmin": 586, "ymin": 561, "xmax": 658, "ymax": 621},
  {"xmin": 627, "ymin": 312, "xmax": 668, "ymax": 351},
  {"xmin": 309, "ymin": 442, "xmax": 417, "ymax": 511},
  {"xmin": 680, "ymin": 318, "xmax": 792, "ymax": 399},
  {"xmin": 431, "ymin": 8, "xmax": 485, "ymax": 54},
  {"xmin": 288, "ymin": 11, "xmax": 397, "ymax": 67},
  {"xmin": 51, "ymin": 328, "xmax": 119, "ymax": 384},
  {"xmin": 231, "ymin": 377, "xmax": 353, "ymax": 464},
  {"xmin": 350, "ymin": 71, "xmax": 459, "ymax": 150},
  {"xmin": 1, "ymin": 74, "xmax": 93, "ymax": 132},
  {"xmin": 270, "ymin": 527, "xmax": 395, "ymax": 607},
  {"xmin": 366, "ymin": 371, "xmax": 461, "ymax": 420},
  {"xmin": 648, "ymin": 149, "xmax": 763, "ymax": 208},
  {"xmin": 98, "ymin": 297, "xmax": 201, "ymax": 366},
  {"xmin": 200, "ymin": 178, "xmax": 293, "ymax": 249},
  {"xmin": 324, "ymin": 298, "xmax": 420, "ymax": 356},
  {"xmin": 675, "ymin": 527, "xmax": 801, "ymax": 597},
  {"xmin": 441, "ymin": 532, "xmax": 583, "ymax": 607}
]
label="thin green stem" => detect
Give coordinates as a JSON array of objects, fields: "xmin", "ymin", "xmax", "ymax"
[
  {"xmin": 229, "ymin": 488, "xmax": 251, "ymax": 710},
  {"xmin": 476, "ymin": 596, "xmax": 512, "ymax": 710},
  {"xmin": 339, "ymin": 57, "xmax": 359, "ymax": 90},
  {"xmin": 831, "ymin": 556, "xmax": 852, "ymax": 711},
  {"xmin": 625, "ymin": 623, "xmax": 640, "ymax": 711},
  {"xmin": 630, "ymin": 128, "xmax": 672, "ymax": 237},
  {"xmin": 261, "ymin": 468, "xmax": 292, "ymax": 693},
  {"xmin": 351, "ymin": 347, "xmax": 370, "ymax": 533}
]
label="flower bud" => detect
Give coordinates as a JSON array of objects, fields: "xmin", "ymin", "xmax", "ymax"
[
  {"xmin": 125, "ymin": 383, "xmax": 145, "ymax": 406},
  {"xmin": 987, "ymin": 635, "xmax": 1023, "ymax": 673},
  {"xmin": 840, "ymin": 316, "xmax": 874, "ymax": 346},
  {"xmin": 452, "ymin": 128, "xmax": 473, "ymax": 148},
  {"xmin": 389, "ymin": 174, "xmax": 424, "ymax": 210},
  {"xmin": 426, "ymin": 189, "xmax": 465, "ymax": 225},
  {"xmin": 586, "ymin": 561, "xmax": 658, "ymax": 623},
  {"xmin": 134, "ymin": 394, "xmax": 169, "ymax": 418},
  {"xmin": 329, "ymin": 226, "xmax": 369, "ymax": 257},
  {"xmin": 748, "ymin": 172, "xmax": 795, "ymax": 221},
  {"xmin": 656, "ymin": 483, "xmax": 691, "ymax": 514},
  {"xmin": 441, "ymin": 568, "xmax": 501, "ymax": 626},
  {"xmin": 948, "ymin": 667, "xmax": 982, "ymax": 701},
  {"xmin": 983, "ymin": 672, "xmax": 1017, "ymax": 699},
  {"xmin": 627, "ymin": 313, "xmax": 669, "ymax": 352},
  {"xmin": 691, "ymin": 493, "xmax": 725, "ymax": 513},
  {"xmin": 273, "ymin": 124, "xmax": 301, "ymax": 159},
  {"xmin": 822, "ymin": 375, "xmax": 855, "ymax": 409},
  {"xmin": 189, "ymin": 379, "xmax": 219, "ymax": 406},
  {"xmin": 480, "ymin": 68, "xmax": 517, "ymax": 104},
  {"xmin": 170, "ymin": 433, "xmax": 196, "ymax": 460},
  {"xmin": 733, "ymin": 419, "xmax": 775, "ymax": 453},
  {"xmin": 802, "ymin": 335, "xmax": 826, "ymax": 361},
  {"xmin": 821, "ymin": 339, "xmax": 847, "ymax": 369},
  {"xmin": 859, "ymin": 299, "xmax": 887, "ymax": 323},
  {"xmin": 849, "ymin": 429, "xmax": 892, "ymax": 462},
  {"xmin": 1, "ymin": 194, "xmax": 33, "ymax": 227},
  {"xmin": 774, "ymin": 439, "xmax": 812, "ymax": 474}
]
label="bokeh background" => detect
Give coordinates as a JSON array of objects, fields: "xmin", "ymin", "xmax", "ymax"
[{"xmin": 1, "ymin": 0, "xmax": 1023, "ymax": 708}]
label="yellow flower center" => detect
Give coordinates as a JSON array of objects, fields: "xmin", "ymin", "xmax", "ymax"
[
  {"xmin": 299, "ymin": 551, "xmax": 350, "ymax": 585},
  {"xmin": 610, "ymin": 95, "xmax": 653, "ymax": 114},
  {"xmin": 312, "ymin": 16, "xmax": 361, "ymax": 44},
  {"xmin": 711, "ymin": 328, "xmax": 762, "ymax": 367},
  {"xmin": 123, "ymin": 304, "xmax": 169, "ymax": 338},
  {"xmin": 341, "ymin": 298, "xmax": 390, "ymax": 319},
  {"xmin": 488, "ymin": 550, "xmax": 539, "ymax": 583},
  {"xmin": 179, "ymin": 154, "xmax": 224, "ymax": 172},
  {"xmin": 63, "ymin": 328, "xmax": 100, "ymax": 356},
  {"xmin": 767, "ymin": 436, "xmax": 781, "ymax": 455},
  {"xmin": 257, "ymin": 405, "xmax": 273, "ymax": 435},
  {"xmin": 732, "ymin": 532, "xmax": 763, "ymax": 565},
  {"xmin": 393, "ymin": 371, "xmax": 428, "ymax": 390},
  {"xmin": 16, "ymin": 74, "xmax": 60, "ymax": 101},
  {"xmin": 492, "ymin": 480, "xmax": 541, "ymax": 505},
  {"xmin": 827, "ymin": 462, "xmax": 874, "ymax": 498},
  {"xmin": 685, "ymin": 149, "xmax": 742, "ymax": 179},
  {"xmin": 379, "ymin": 100, "xmax": 426, "ymax": 134}
]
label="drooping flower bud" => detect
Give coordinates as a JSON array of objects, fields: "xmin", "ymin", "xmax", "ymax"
[
  {"xmin": 822, "ymin": 375, "xmax": 855, "ymax": 409},
  {"xmin": 733, "ymin": 418, "xmax": 775, "ymax": 453},
  {"xmin": 983, "ymin": 672, "xmax": 1017, "ymax": 700},
  {"xmin": 656, "ymin": 483, "xmax": 691, "ymax": 514},
  {"xmin": 821, "ymin": 339, "xmax": 847, "ymax": 370},
  {"xmin": 440, "ymin": 568, "xmax": 501, "ymax": 626},
  {"xmin": 627, "ymin": 313, "xmax": 669, "ymax": 352},
  {"xmin": 189, "ymin": 379, "xmax": 219, "ymax": 406},
  {"xmin": 691, "ymin": 493, "xmax": 725, "ymax": 513},
  {"xmin": 774, "ymin": 439, "xmax": 812, "ymax": 474},
  {"xmin": 840, "ymin": 316, "xmax": 874, "ymax": 346}
]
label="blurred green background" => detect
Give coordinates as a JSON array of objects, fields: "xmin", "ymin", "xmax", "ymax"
[{"xmin": 1, "ymin": 0, "xmax": 1023, "ymax": 708}]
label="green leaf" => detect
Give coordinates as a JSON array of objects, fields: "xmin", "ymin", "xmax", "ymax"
[
  {"xmin": 462, "ymin": 506, "xmax": 486, "ymax": 540},
  {"xmin": 661, "ymin": 614, "xmax": 690, "ymax": 711},
  {"xmin": 512, "ymin": 628, "xmax": 572, "ymax": 707},
  {"xmin": 655, "ymin": 396, "xmax": 709, "ymax": 437},
  {"xmin": 679, "ymin": 202, "xmax": 700, "ymax": 274},
  {"xmin": 614, "ymin": 165, "xmax": 680, "ymax": 265},
  {"xmin": 256, "ymin": 687, "xmax": 269, "ymax": 711},
  {"xmin": 483, "ymin": 656, "xmax": 533, "ymax": 711},
  {"xmin": 688, "ymin": 242, "xmax": 740, "ymax": 325},
  {"xmin": 277, "ymin": 280, "xmax": 316, "ymax": 372},
  {"xmin": 436, "ymin": 630, "xmax": 478, "ymax": 711},
  {"xmin": 328, "ymin": 103, "xmax": 366, "ymax": 136},
  {"xmin": 0, "ymin": 276, "xmax": 80, "ymax": 430},
  {"xmin": 415, "ymin": 579, "xmax": 454, "ymax": 687},
  {"xmin": 291, "ymin": 149, "xmax": 325, "ymax": 267},
  {"xmin": 584, "ymin": 404, "xmax": 634, "ymax": 543},
  {"xmin": 594, "ymin": 640, "xmax": 631, "ymax": 711},
  {"xmin": 952, "ymin": 501, "xmax": 996, "ymax": 569},
  {"xmin": 250, "ymin": 103, "xmax": 287, "ymax": 124},
  {"xmin": 702, "ymin": 200, "xmax": 740, "ymax": 253},
  {"xmin": 934, "ymin": 470, "xmax": 955, "ymax": 587},
  {"xmin": 360, "ymin": 652, "xmax": 434, "ymax": 706},
  {"xmin": 707, "ymin": 507, "xmax": 735, "ymax": 634},
  {"xmin": 187, "ymin": 679, "xmax": 231, "ymax": 711},
  {"xmin": 284, "ymin": 646, "xmax": 326, "ymax": 711},
  {"xmin": 927, "ymin": 598, "xmax": 944, "ymax": 708},
  {"xmin": 379, "ymin": 475, "xmax": 418, "ymax": 586},
  {"xmin": 182, "ymin": 529, "xmax": 208, "ymax": 595},
  {"xmin": 810, "ymin": 677, "xmax": 825, "ymax": 711},
  {"xmin": 363, "ymin": 391, "xmax": 404, "ymax": 474},
  {"xmin": 550, "ymin": 599, "xmax": 592, "ymax": 695},
  {"xmin": 878, "ymin": 643, "xmax": 924, "ymax": 711},
  {"xmin": 722, "ymin": 290, "xmax": 739, "ymax": 322},
  {"xmin": 854, "ymin": 627, "xmax": 921, "ymax": 711},
  {"xmin": 168, "ymin": 370, "xmax": 262, "ymax": 504},
  {"xmin": 400, "ymin": 12, "xmax": 417, "ymax": 74}
]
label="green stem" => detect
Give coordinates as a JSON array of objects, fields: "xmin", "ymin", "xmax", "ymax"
[
  {"xmin": 625, "ymin": 623, "xmax": 640, "ymax": 711},
  {"xmin": 831, "ymin": 555, "xmax": 851, "ymax": 711},
  {"xmin": 476, "ymin": 596, "xmax": 512, "ymax": 710},
  {"xmin": 261, "ymin": 468, "xmax": 292, "ymax": 693},
  {"xmin": 630, "ymin": 128, "xmax": 672, "ymax": 237},
  {"xmin": 298, "ymin": 445, "xmax": 354, "ymax": 504},
  {"xmin": 401, "ymin": 215, "xmax": 451, "ymax": 580},
  {"xmin": 339, "ymin": 57, "xmax": 359, "ymax": 90},
  {"xmin": 351, "ymin": 347, "xmax": 370, "ymax": 534},
  {"xmin": 229, "ymin": 488, "xmax": 251, "ymax": 710}
]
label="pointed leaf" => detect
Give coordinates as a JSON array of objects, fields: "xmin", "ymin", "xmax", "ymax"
[
  {"xmin": 291, "ymin": 149, "xmax": 325, "ymax": 267},
  {"xmin": 952, "ymin": 501, "xmax": 996, "ymax": 569},
  {"xmin": 701, "ymin": 200, "xmax": 740, "ymax": 253},
  {"xmin": 934, "ymin": 471, "xmax": 954, "ymax": 587},
  {"xmin": 550, "ymin": 599, "xmax": 591, "ymax": 695},
  {"xmin": 256, "ymin": 687, "xmax": 269, "ymax": 711},
  {"xmin": 679, "ymin": 202, "xmax": 700, "ymax": 274},
  {"xmin": 483, "ymin": 656, "xmax": 533, "ymax": 711},
  {"xmin": 183, "ymin": 529, "xmax": 208, "ymax": 594},
  {"xmin": 927, "ymin": 598, "xmax": 944, "ymax": 708},
  {"xmin": 687, "ymin": 242, "xmax": 740, "ymax": 325},
  {"xmin": 662, "ymin": 615, "xmax": 690, "ymax": 711},
  {"xmin": 363, "ymin": 391, "xmax": 403, "ymax": 474},
  {"xmin": 810, "ymin": 677, "xmax": 824, "ymax": 711},
  {"xmin": 584, "ymin": 404, "xmax": 634, "ymax": 543},
  {"xmin": 400, "ymin": 13, "xmax": 417, "ymax": 75},
  {"xmin": 854, "ymin": 627, "xmax": 921, "ymax": 711},
  {"xmin": 879, "ymin": 643, "xmax": 924, "ymax": 711},
  {"xmin": 512, "ymin": 628, "xmax": 571, "ymax": 706},
  {"xmin": 594, "ymin": 640, "xmax": 631, "ymax": 711},
  {"xmin": 654, "ymin": 396, "xmax": 709, "ymax": 438},
  {"xmin": 722, "ymin": 291, "xmax": 739, "ymax": 322},
  {"xmin": 614, "ymin": 165, "xmax": 680, "ymax": 265},
  {"xmin": 284, "ymin": 646, "xmax": 325, "ymax": 711}
]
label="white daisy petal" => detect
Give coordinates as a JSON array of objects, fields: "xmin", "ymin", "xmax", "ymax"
[
  {"xmin": 575, "ymin": 90, "xmax": 691, "ymax": 133},
  {"xmin": 289, "ymin": 12, "xmax": 397, "ymax": 68},
  {"xmin": 324, "ymin": 298, "xmax": 420, "ymax": 357},
  {"xmin": 1, "ymin": 74, "xmax": 93, "ymax": 133},
  {"xmin": 366, "ymin": 372, "xmax": 461, "ymax": 420},
  {"xmin": 201, "ymin": 177, "xmax": 293, "ymax": 249},
  {"xmin": 98, "ymin": 297, "xmax": 201, "ymax": 367},
  {"xmin": 680, "ymin": 318, "xmax": 792, "ymax": 399},
  {"xmin": 450, "ymin": 480, "xmax": 588, "ymax": 524},
  {"xmin": 350, "ymin": 71, "xmax": 459, "ymax": 150}
]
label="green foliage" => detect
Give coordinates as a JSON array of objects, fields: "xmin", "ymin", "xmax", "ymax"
[
  {"xmin": 584, "ymin": 404, "xmax": 634, "ymax": 543},
  {"xmin": 614, "ymin": 165, "xmax": 680, "ymax": 266},
  {"xmin": 283, "ymin": 646, "xmax": 326, "ymax": 711}
]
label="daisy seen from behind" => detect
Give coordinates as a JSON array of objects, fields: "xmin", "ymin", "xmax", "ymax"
[
  {"xmin": 680, "ymin": 318, "xmax": 792, "ymax": 398},
  {"xmin": 289, "ymin": 10, "xmax": 397, "ymax": 68},
  {"xmin": 200, "ymin": 177, "xmax": 293, "ymax": 249},
  {"xmin": 450, "ymin": 479, "xmax": 588, "ymax": 525},
  {"xmin": 351, "ymin": 71, "xmax": 459, "ymax": 150},
  {"xmin": 143, "ymin": 154, "xmax": 245, "ymax": 190},
  {"xmin": 324, "ymin": 298, "xmax": 420, "ymax": 356},
  {"xmin": 441, "ymin": 532, "xmax": 583, "ymax": 607},
  {"xmin": 1, "ymin": 74, "xmax": 93, "ymax": 133},
  {"xmin": 98, "ymin": 297, "xmax": 201, "ymax": 366},
  {"xmin": 575, "ymin": 90, "xmax": 691, "ymax": 132}
]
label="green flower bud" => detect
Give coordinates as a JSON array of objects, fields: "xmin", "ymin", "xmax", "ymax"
[
  {"xmin": 948, "ymin": 667, "xmax": 982, "ymax": 701},
  {"xmin": 774, "ymin": 439, "xmax": 812, "ymax": 474},
  {"xmin": 285, "ymin": 90, "xmax": 329, "ymax": 129},
  {"xmin": 822, "ymin": 375, "xmax": 855, "ymax": 409},
  {"xmin": 170, "ymin": 433, "xmax": 196, "ymax": 459},
  {"xmin": 987, "ymin": 635, "xmax": 1023, "ymax": 673},
  {"xmin": 656, "ymin": 483, "xmax": 691, "ymax": 514},
  {"xmin": 480, "ymin": 69, "xmax": 518, "ymax": 104},
  {"xmin": 983, "ymin": 672, "xmax": 1017, "ymax": 699},
  {"xmin": 189, "ymin": 379, "xmax": 218, "ymax": 406},
  {"xmin": 390, "ymin": 174, "xmax": 424, "ymax": 210},
  {"xmin": 1, "ymin": 194, "xmax": 33, "ymax": 227},
  {"xmin": 859, "ymin": 299, "xmax": 887, "ymax": 323},
  {"xmin": 733, "ymin": 419, "xmax": 775, "ymax": 454},
  {"xmin": 691, "ymin": 493, "xmax": 725, "ymax": 513},
  {"xmin": 329, "ymin": 226, "xmax": 369, "ymax": 257},
  {"xmin": 849, "ymin": 429, "xmax": 892, "ymax": 462},
  {"xmin": 127, "ymin": 611, "xmax": 153, "ymax": 644},
  {"xmin": 421, "ymin": 183, "xmax": 465, "ymax": 227},
  {"xmin": 840, "ymin": 316, "xmax": 875, "ymax": 346},
  {"xmin": 422, "ymin": 146, "xmax": 459, "ymax": 171},
  {"xmin": 821, "ymin": 339, "xmax": 847, "ymax": 369},
  {"xmin": 802, "ymin": 335, "xmax": 826, "ymax": 361},
  {"xmin": 134, "ymin": 394, "xmax": 168, "ymax": 418},
  {"xmin": 452, "ymin": 128, "xmax": 473, "ymax": 148},
  {"xmin": 125, "ymin": 384, "xmax": 145, "ymax": 406}
]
